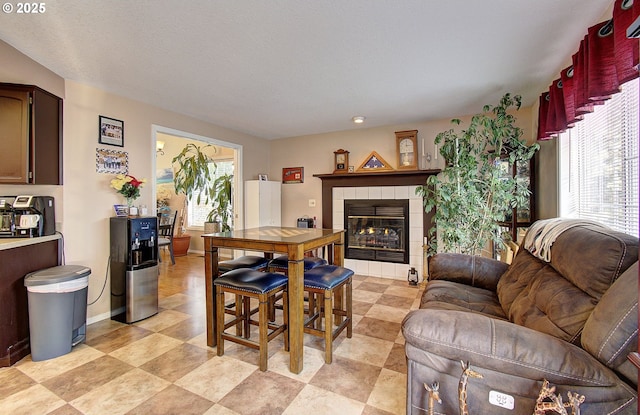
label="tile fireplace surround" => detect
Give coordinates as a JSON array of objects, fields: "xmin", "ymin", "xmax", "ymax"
[
  {"xmin": 333, "ymin": 185, "xmax": 425, "ymax": 281},
  {"xmin": 314, "ymin": 170, "xmax": 439, "ymax": 283}
]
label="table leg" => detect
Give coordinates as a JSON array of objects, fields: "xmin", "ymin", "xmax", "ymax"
[
  {"xmin": 333, "ymin": 235, "xmax": 345, "ymax": 325},
  {"xmin": 333, "ymin": 236, "xmax": 344, "ymax": 266},
  {"xmin": 204, "ymin": 239, "xmax": 219, "ymax": 347},
  {"xmin": 287, "ymin": 245, "xmax": 305, "ymax": 374}
]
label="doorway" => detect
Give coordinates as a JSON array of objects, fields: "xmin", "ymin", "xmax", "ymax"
[{"xmin": 152, "ymin": 125, "xmax": 243, "ymax": 253}]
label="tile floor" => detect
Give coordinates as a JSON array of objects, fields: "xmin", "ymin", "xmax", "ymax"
[{"xmin": 0, "ymin": 254, "xmax": 424, "ymax": 415}]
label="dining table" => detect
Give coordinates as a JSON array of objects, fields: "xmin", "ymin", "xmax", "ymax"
[{"xmin": 202, "ymin": 226, "xmax": 345, "ymax": 374}]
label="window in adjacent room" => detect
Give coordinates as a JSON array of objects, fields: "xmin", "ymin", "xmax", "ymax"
[
  {"xmin": 187, "ymin": 159, "xmax": 234, "ymax": 228},
  {"xmin": 558, "ymin": 77, "xmax": 639, "ymax": 236}
]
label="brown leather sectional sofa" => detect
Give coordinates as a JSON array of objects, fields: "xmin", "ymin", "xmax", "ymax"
[{"xmin": 402, "ymin": 220, "xmax": 638, "ymax": 414}]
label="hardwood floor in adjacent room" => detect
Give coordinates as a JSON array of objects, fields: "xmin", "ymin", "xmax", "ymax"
[{"xmin": 0, "ymin": 253, "xmax": 423, "ymax": 415}]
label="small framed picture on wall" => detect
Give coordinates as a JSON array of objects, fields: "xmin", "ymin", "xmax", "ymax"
[
  {"xmin": 99, "ymin": 115, "xmax": 124, "ymax": 147},
  {"xmin": 282, "ymin": 167, "xmax": 304, "ymax": 184}
]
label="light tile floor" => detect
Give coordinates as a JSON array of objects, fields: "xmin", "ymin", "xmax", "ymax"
[{"xmin": 0, "ymin": 254, "xmax": 423, "ymax": 415}]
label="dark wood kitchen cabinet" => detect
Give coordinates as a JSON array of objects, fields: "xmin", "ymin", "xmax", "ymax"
[
  {"xmin": 0, "ymin": 83, "xmax": 63, "ymax": 184},
  {"xmin": 0, "ymin": 238, "xmax": 60, "ymax": 366}
]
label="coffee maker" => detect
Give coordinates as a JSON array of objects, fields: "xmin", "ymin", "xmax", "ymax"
[
  {"xmin": 0, "ymin": 195, "xmax": 55, "ymax": 238},
  {"xmin": 0, "ymin": 198, "xmax": 15, "ymax": 237}
]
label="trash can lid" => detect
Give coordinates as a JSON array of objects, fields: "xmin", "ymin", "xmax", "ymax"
[{"xmin": 25, "ymin": 265, "xmax": 91, "ymax": 287}]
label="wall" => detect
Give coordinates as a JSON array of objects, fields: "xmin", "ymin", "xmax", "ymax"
[
  {"xmin": 270, "ymin": 109, "xmax": 534, "ymax": 228},
  {"xmin": 535, "ymin": 139, "xmax": 559, "ymax": 219},
  {"xmin": 0, "ymin": 40, "xmax": 271, "ymax": 324}
]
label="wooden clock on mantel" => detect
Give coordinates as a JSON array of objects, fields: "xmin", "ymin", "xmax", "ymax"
[
  {"xmin": 395, "ymin": 130, "xmax": 418, "ymax": 170},
  {"xmin": 333, "ymin": 149, "xmax": 349, "ymax": 174}
]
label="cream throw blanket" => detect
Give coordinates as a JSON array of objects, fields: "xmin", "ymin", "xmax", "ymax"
[{"xmin": 523, "ymin": 218, "xmax": 608, "ymax": 262}]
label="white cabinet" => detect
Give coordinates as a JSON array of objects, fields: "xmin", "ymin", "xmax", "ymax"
[{"xmin": 245, "ymin": 180, "xmax": 281, "ymax": 228}]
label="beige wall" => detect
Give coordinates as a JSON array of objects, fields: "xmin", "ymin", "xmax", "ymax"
[
  {"xmin": 270, "ymin": 109, "xmax": 535, "ymax": 228},
  {"xmin": 0, "ymin": 40, "xmax": 270, "ymax": 323}
]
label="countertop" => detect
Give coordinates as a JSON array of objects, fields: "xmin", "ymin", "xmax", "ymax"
[{"xmin": 0, "ymin": 234, "xmax": 61, "ymax": 251}]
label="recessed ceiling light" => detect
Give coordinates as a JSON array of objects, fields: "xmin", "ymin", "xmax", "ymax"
[{"xmin": 352, "ymin": 116, "xmax": 366, "ymax": 124}]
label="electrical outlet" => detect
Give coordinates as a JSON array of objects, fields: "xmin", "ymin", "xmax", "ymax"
[{"xmin": 309, "ymin": 199, "xmax": 316, "ymax": 207}]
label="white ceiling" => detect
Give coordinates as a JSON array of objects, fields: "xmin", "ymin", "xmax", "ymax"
[{"xmin": 0, "ymin": 0, "xmax": 612, "ymax": 139}]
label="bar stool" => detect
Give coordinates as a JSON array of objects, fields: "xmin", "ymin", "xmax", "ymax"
[
  {"xmin": 214, "ymin": 268, "xmax": 288, "ymax": 371},
  {"xmin": 266, "ymin": 255, "xmax": 328, "ymax": 320},
  {"xmin": 268, "ymin": 255, "xmax": 327, "ymax": 274},
  {"xmin": 218, "ymin": 255, "xmax": 270, "ymax": 274},
  {"xmin": 303, "ymin": 264, "xmax": 353, "ymax": 364},
  {"xmin": 218, "ymin": 256, "xmax": 270, "ymax": 328}
]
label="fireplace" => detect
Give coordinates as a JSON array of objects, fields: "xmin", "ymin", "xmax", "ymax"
[
  {"xmin": 314, "ymin": 170, "xmax": 439, "ymax": 280},
  {"xmin": 344, "ymin": 199, "xmax": 409, "ymax": 264}
]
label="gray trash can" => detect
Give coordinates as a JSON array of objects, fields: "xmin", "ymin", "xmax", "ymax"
[{"xmin": 24, "ymin": 265, "xmax": 90, "ymax": 361}]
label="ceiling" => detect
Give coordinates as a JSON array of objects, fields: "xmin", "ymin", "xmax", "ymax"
[{"xmin": 0, "ymin": 0, "xmax": 612, "ymax": 140}]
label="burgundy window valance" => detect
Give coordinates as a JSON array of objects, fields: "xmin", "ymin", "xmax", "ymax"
[{"xmin": 537, "ymin": 0, "xmax": 639, "ymax": 140}]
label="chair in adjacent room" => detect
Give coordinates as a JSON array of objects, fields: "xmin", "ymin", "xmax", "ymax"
[
  {"xmin": 158, "ymin": 210, "xmax": 177, "ymax": 265},
  {"xmin": 302, "ymin": 264, "xmax": 353, "ymax": 363},
  {"xmin": 214, "ymin": 268, "xmax": 289, "ymax": 371}
]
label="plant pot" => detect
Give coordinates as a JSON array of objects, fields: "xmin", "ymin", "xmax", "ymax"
[
  {"xmin": 204, "ymin": 221, "xmax": 221, "ymax": 234},
  {"xmin": 173, "ymin": 234, "xmax": 191, "ymax": 257}
]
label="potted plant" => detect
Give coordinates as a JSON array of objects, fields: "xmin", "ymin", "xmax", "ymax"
[
  {"xmin": 207, "ymin": 173, "xmax": 234, "ymax": 232},
  {"xmin": 417, "ymin": 93, "xmax": 539, "ymax": 256},
  {"xmin": 171, "ymin": 143, "xmax": 218, "ymax": 250}
]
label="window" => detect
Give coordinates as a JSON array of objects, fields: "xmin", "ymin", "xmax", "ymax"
[
  {"xmin": 559, "ymin": 78, "xmax": 638, "ymax": 236},
  {"xmin": 187, "ymin": 159, "xmax": 234, "ymax": 228}
]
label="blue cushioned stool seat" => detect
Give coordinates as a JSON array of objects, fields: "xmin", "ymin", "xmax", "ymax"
[
  {"xmin": 218, "ymin": 255, "xmax": 270, "ymax": 274},
  {"xmin": 268, "ymin": 255, "xmax": 327, "ymax": 274},
  {"xmin": 216, "ymin": 268, "xmax": 288, "ymax": 293},
  {"xmin": 303, "ymin": 264, "xmax": 353, "ymax": 364},
  {"xmin": 214, "ymin": 268, "xmax": 288, "ymax": 371},
  {"xmin": 304, "ymin": 265, "xmax": 354, "ymax": 290}
]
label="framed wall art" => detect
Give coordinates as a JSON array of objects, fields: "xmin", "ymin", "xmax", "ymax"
[
  {"xmin": 99, "ymin": 115, "xmax": 124, "ymax": 147},
  {"xmin": 282, "ymin": 167, "xmax": 304, "ymax": 184},
  {"xmin": 96, "ymin": 148, "xmax": 128, "ymax": 174}
]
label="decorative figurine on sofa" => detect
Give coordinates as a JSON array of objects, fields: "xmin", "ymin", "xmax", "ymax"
[
  {"xmin": 424, "ymin": 382, "xmax": 441, "ymax": 415},
  {"xmin": 534, "ymin": 380, "xmax": 568, "ymax": 415},
  {"xmin": 534, "ymin": 379, "xmax": 585, "ymax": 415},
  {"xmin": 459, "ymin": 361, "xmax": 483, "ymax": 415}
]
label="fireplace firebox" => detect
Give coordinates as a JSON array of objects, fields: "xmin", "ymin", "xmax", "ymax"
[{"xmin": 344, "ymin": 199, "xmax": 409, "ymax": 264}]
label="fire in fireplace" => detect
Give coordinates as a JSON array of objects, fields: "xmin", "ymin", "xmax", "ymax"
[{"xmin": 344, "ymin": 199, "xmax": 409, "ymax": 264}]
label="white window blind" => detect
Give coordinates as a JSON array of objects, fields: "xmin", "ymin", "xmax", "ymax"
[
  {"xmin": 559, "ymin": 77, "xmax": 638, "ymax": 236},
  {"xmin": 188, "ymin": 159, "xmax": 234, "ymax": 227}
]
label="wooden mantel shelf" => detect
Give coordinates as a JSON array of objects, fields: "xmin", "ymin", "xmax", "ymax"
[
  {"xmin": 313, "ymin": 169, "xmax": 440, "ymax": 180},
  {"xmin": 313, "ymin": 169, "xmax": 440, "ymax": 230}
]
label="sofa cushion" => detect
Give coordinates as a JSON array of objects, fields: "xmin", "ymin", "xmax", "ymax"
[
  {"xmin": 582, "ymin": 262, "xmax": 638, "ymax": 386},
  {"xmin": 497, "ymin": 223, "xmax": 638, "ymax": 345},
  {"xmin": 421, "ymin": 280, "xmax": 507, "ymax": 319}
]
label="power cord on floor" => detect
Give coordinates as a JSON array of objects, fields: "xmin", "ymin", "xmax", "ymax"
[
  {"xmin": 88, "ymin": 255, "xmax": 110, "ymax": 306},
  {"xmin": 55, "ymin": 230, "xmax": 66, "ymax": 265}
]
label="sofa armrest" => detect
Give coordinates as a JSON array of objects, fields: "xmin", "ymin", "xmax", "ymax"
[
  {"xmin": 402, "ymin": 309, "xmax": 622, "ymax": 386},
  {"xmin": 428, "ymin": 253, "xmax": 509, "ymax": 291}
]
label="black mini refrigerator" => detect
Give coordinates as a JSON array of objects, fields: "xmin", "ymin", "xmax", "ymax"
[{"xmin": 110, "ymin": 216, "xmax": 159, "ymax": 323}]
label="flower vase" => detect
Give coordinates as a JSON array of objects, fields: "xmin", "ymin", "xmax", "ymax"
[{"xmin": 126, "ymin": 198, "xmax": 138, "ymax": 216}]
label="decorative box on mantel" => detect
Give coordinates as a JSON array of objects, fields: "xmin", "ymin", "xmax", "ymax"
[{"xmin": 313, "ymin": 170, "xmax": 440, "ymax": 281}]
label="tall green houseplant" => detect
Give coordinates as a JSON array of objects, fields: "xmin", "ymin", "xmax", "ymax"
[
  {"xmin": 172, "ymin": 143, "xmax": 217, "ymax": 229},
  {"xmin": 417, "ymin": 93, "xmax": 539, "ymax": 256},
  {"xmin": 207, "ymin": 173, "xmax": 233, "ymax": 232}
]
